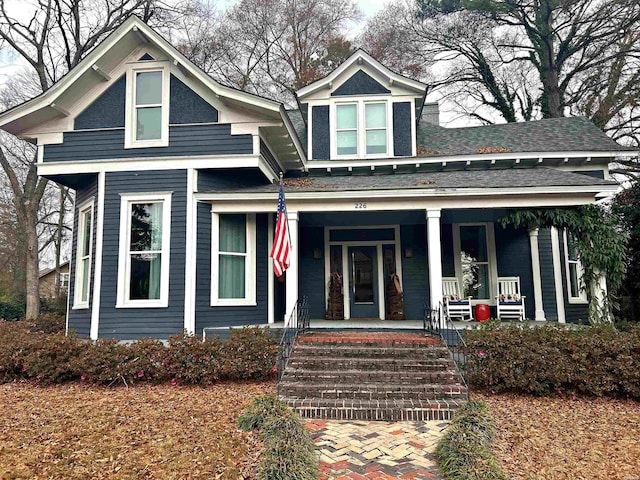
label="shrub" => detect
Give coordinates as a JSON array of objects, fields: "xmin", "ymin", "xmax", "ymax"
[
  {"xmin": 21, "ymin": 333, "xmax": 86, "ymax": 384},
  {"xmin": 0, "ymin": 301, "xmax": 25, "ymax": 320},
  {"xmin": 0, "ymin": 320, "xmax": 31, "ymax": 382},
  {"xmin": 163, "ymin": 333, "xmax": 224, "ymax": 385},
  {"xmin": 222, "ymin": 327, "xmax": 279, "ymax": 379},
  {"xmin": 238, "ymin": 396, "xmax": 318, "ymax": 480},
  {"xmin": 464, "ymin": 322, "xmax": 640, "ymax": 398},
  {"xmin": 33, "ymin": 313, "xmax": 65, "ymax": 334},
  {"xmin": 436, "ymin": 400, "xmax": 507, "ymax": 480}
]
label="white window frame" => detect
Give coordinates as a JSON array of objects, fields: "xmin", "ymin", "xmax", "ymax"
[
  {"xmin": 330, "ymin": 98, "xmax": 392, "ymax": 159},
  {"xmin": 58, "ymin": 272, "xmax": 70, "ymax": 288},
  {"xmin": 116, "ymin": 192, "xmax": 172, "ymax": 308},
  {"xmin": 452, "ymin": 222, "xmax": 498, "ymax": 303},
  {"xmin": 124, "ymin": 62, "xmax": 170, "ymax": 149},
  {"xmin": 73, "ymin": 199, "xmax": 94, "ymax": 309},
  {"xmin": 211, "ymin": 212, "xmax": 257, "ymax": 306},
  {"xmin": 563, "ymin": 229, "xmax": 588, "ymax": 304}
]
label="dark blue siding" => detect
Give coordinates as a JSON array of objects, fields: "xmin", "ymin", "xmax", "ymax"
[
  {"xmin": 312, "ymin": 106, "xmax": 330, "ymax": 160},
  {"xmin": 197, "ymin": 169, "xmax": 270, "ymax": 191},
  {"xmin": 559, "ymin": 237, "xmax": 589, "ymax": 323},
  {"xmin": 75, "ymin": 76, "xmax": 126, "ymax": 130},
  {"xmin": 538, "ymin": 228, "xmax": 558, "ymax": 320},
  {"xmin": 195, "ymin": 205, "xmax": 268, "ymax": 332},
  {"xmin": 299, "ymin": 227, "xmax": 325, "ymax": 319},
  {"xmin": 169, "ymin": 75, "xmax": 218, "ymax": 124},
  {"xmin": 495, "ymin": 225, "xmax": 535, "ymax": 319},
  {"xmin": 331, "ymin": 70, "xmax": 391, "ymax": 96},
  {"xmin": 393, "ymin": 102, "xmax": 412, "ymax": 156},
  {"xmin": 67, "ymin": 176, "xmax": 98, "ymax": 338},
  {"xmin": 98, "ymin": 170, "xmax": 187, "ymax": 340},
  {"xmin": 260, "ymin": 139, "xmax": 281, "ymax": 175},
  {"xmin": 43, "ymin": 124, "xmax": 253, "ymax": 162},
  {"xmin": 441, "ymin": 224, "xmax": 455, "ymax": 277},
  {"xmin": 401, "ymin": 224, "xmax": 428, "ymax": 320}
]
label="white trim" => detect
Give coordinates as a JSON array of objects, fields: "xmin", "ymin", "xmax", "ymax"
[
  {"xmin": 426, "ymin": 209, "xmax": 444, "ymax": 325},
  {"xmin": 342, "ymin": 243, "xmax": 350, "ymax": 319},
  {"xmin": 563, "ymin": 229, "xmax": 588, "ymax": 304},
  {"xmin": 452, "ymin": 222, "xmax": 498, "ymax": 304},
  {"xmin": 550, "ymin": 227, "xmax": 566, "ymax": 323},
  {"xmin": 528, "ymin": 227, "xmax": 546, "ymax": 321},
  {"xmin": 268, "ymin": 214, "xmax": 275, "ymax": 324},
  {"xmin": 72, "ymin": 198, "xmax": 94, "ymax": 310},
  {"xmin": 184, "ymin": 170, "xmax": 196, "ymax": 334},
  {"xmin": 376, "ymin": 244, "xmax": 384, "ymax": 320},
  {"xmin": 90, "ymin": 171, "xmax": 105, "ymax": 340},
  {"xmin": 210, "ymin": 213, "xmax": 257, "ymax": 306},
  {"xmin": 116, "ymin": 192, "xmax": 172, "ymax": 308},
  {"xmin": 124, "ymin": 62, "xmax": 170, "ymax": 148},
  {"xmin": 285, "ymin": 212, "xmax": 299, "ymax": 319}
]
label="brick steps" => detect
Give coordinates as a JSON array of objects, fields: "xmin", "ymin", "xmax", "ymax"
[{"xmin": 279, "ymin": 332, "xmax": 467, "ymax": 421}]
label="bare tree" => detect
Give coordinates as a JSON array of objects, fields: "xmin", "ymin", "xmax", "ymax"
[{"xmin": 0, "ymin": 0, "xmax": 173, "ymax": 318}]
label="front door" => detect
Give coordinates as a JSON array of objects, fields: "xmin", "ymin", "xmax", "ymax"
[{"xmin": 348, "ymin": 246, "xmax": 379, "ymax": 318}]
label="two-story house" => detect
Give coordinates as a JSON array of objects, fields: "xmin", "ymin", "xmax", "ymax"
[{"xmin": 0, "ymin": 17, "xmax": 633, "ymax": 340}]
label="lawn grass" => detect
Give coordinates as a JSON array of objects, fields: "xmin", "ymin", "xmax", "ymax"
[
  {"xmin": 475, "ymin": 392, "xmax": 640, "ymax": 480},
  {"xmin": 0, "ymin": 381, "xmax": 275, "ymax": 479}
]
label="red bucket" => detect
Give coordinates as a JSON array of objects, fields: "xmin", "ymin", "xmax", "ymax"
[{"xmin": 475, "ymin": 304, "xmax": 491, "ymax": 322}]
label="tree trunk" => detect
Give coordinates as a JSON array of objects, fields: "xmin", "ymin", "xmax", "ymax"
[{"xmin": 25, "ymin": 211, "xmax": 40, "ymax": 319}]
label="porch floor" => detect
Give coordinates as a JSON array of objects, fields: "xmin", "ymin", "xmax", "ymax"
[{"xmin": 270, "ymin": 319, "xmax": 552, "ymax": 330}]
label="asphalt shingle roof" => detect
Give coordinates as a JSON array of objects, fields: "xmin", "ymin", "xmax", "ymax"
[{"xmin": 207, "ymin": 168, "xmax": 615, "ymax": 194}]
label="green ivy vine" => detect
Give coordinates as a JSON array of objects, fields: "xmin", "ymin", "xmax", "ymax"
[{"xmin": 499, "ymin": 205, "xmax": 627, "ymax": 323}]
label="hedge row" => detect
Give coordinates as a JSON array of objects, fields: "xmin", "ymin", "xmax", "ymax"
[
  {"xmin": 238, "ymin": 396, "xmax": 318, "ymax": 480},
  {"xmin": 463, "ymin": 322, "xmax": 640, "ymax": 398},
  {"xmin": 436, "ymin": 400, "xmax": 506, "ymax": 480},
  {"xmin": 0, "ymin": 320, "xmax": 279, "ymax": 385}
]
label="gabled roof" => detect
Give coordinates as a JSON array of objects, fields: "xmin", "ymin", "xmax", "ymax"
[
  {"xmin": 296, "ymin": 49, "xmax": 428, "ymax": 99},
  {"xmin": 0, "ymin": 16, "xmax": 306, "ymax": 165},
  {"xmin": 416, "ymin": 116, "xmax": 634, "ymax": 156}
]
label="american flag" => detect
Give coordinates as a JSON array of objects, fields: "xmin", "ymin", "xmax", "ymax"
[{"xmin": 269, "ymin": 183, "xmax": 290, "ymax": 277}]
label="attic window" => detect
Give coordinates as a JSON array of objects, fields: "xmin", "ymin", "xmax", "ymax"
[
  {"xmin": 332, "ymin": 100, "xmax": 390, "ymax": 159},
  {"xmin": 125, "ymin": 63, "xmax": 170, "ymax": 148}
]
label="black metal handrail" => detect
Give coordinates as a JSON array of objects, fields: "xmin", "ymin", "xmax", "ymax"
[
  {"xmin": 276, "ymin": 296, "xmax": 309, "ymax": 397},
  {"xmin": 424, "ymin": 299, "xmax": 469, "ymax": 392}
]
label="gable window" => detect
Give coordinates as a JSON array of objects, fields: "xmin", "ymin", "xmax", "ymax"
[
  {"xmin": 73, "ymin": 201, "xmax": 94, "ymax": 309},
  {"xmin": 125, "ymin": 63, "xmax": 170, "ymax": 148},
  {"xmin": 564, "ymin": 230, "xmax": 587, "ymax": 303},
  {"xmin": 117, "ymin": 193, "xmax": 172, "ymax": 308},
  {"xmin": 332, "ymin": 100, "xmax": 390, "ymax": 158},
  {"xmin": 211, "ymin": 213, "xmax": 256, "ymax": 306},
  {"xmin": 453, "ymin": 223, "xmax": 497, "ymax": 302}
]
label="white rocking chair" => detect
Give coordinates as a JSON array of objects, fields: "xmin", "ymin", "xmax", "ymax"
[
  {"xmin": 496, "ymin": 276, "xmax": 526, "ymax": 321},
  {"xmin": 442, "ymin": 277, "xmax": 473, "ymax": 321}
]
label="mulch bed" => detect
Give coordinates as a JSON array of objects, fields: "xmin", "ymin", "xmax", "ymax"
[
  {"xmin": 475, "ymin": 392, "xmax": 640, "ymax": 480},
  {"xmin": 0, "ymin": 381, "xmax": 275, "ymax": 479}
]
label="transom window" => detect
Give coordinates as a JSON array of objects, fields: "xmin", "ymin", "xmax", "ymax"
[
  {"xmin": 125, "ymin": 63, "xmax": 169, "ymax": 148},
  {"xmin": 117, "ymin": 193, "xmax": 171, "ymax": 308},
  {"xmin": 453, "ymin": 223, "xmax": 497, "ymax": 302},
  {"xmin": 211, "ymin": 213, "xmax": 256, "ymax": 306},
  {"xmin": 333, "ymin": 101, "xmax": 389, "ymax": 158},
  {"xmin": 73, "ymin": 201, "xmax": 93, "ymax": 309},
  {"xmin": 564, "ymin": 230, "xmax": 587, "ymax": 303}
]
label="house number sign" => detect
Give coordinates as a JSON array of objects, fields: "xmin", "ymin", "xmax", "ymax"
[{"xmin": 355, "ymin": 202, "xmax": 367, "ymax": 209}]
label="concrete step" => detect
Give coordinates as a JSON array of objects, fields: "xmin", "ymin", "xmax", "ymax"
[
  {"xmin": 280, "ymin": 382, "xmax": 467, "ymax": 401},
  {"xmin": 286, "ymin": 398, "xmax": 463, "ymax": 421},
  {"xmin": 287, "ymin": 356, "xmax": 453, "ymax": 372}
]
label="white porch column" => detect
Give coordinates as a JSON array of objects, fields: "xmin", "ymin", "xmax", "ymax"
[
  {"xmin": 591, "ymin": 271, "xmax": 609, "ymax": 322},
  {"xmin": 285, "ymin": 211, "xmax": 299, "ymax": 323},
  {"xmin": 550, "ymin": 227, "xmax": 566, "ymax": 323},
  {"xmin": 89, "ymin": 171, "xmax": 106, "ymax": 341},
  {"xmin": 426, "ymin": 209, "xmax": 443, "ymax": 324},
  {"xmin": 528, "ymin": 227, "xmax": 546, "ymax": 321}
]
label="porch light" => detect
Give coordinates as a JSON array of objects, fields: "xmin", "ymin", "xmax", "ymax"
[{"xmin": 404, "ymin": 247, "xmax": 413, "ymax": 258}]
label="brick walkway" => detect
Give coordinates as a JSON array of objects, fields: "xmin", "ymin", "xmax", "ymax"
[{"xmin": 307, "ymin": 419, "xmax": 448, "ymax": 479}]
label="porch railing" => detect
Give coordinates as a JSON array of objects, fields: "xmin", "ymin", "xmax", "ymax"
[
  {"xmin": 276, "ymin": 296, "xmax": 309, "ymax": 397},
  {"xmin": 424, "ymin": 300, "xmax": 469, "ymax": 392}
]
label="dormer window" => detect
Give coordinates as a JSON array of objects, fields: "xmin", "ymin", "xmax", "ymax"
[
  {"xmin": 125, "ymin": 62, "xmax": 170, "ymax": 148},
  {"xmin": 332, "ymin": 100, "xmax": 390, "ymax": 158}
]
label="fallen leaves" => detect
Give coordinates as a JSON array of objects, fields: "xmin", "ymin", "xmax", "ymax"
[
  {"xmin": 475, "ymin": 392, "xmax": 640, "ymax": 480},
  {"xmin": 0, "ymin": 381, "xmax": 276, "ymax": 479}
]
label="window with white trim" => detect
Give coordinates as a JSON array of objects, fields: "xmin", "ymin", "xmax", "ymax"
[
  {"xmin": 117, "ymin": 193, "xmax": 172, "ymax": 308},
  {"xmin": 73, "ymin": 201, "xmax": 93, "ymax": 308},
  {"xmin": 125, "ymin": 63, "xmax": 170, "ymax": 148},
  {"xmin": 58, "ymin": 272, "xmax": 70, "ymax": 288},
  {"xmin": 333, "ymin": 100, "xmax": 390, "ymax": 158},
  {"xmin": 564, "ymin": 230, "xmax": 587, "ymax": 303},
  {"xmin": 453, "ymin": 223, "xmax": 497, "ymax": 301},
  {"xmin": 211, "ymin": 213, "xmax": 256, "ymax": 306}
]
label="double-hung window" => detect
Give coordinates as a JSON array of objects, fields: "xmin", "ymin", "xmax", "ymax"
[
  {"xmin": 564, "ymin": 230, "xmax": 587, "ymax": 303},
  {"xmin": 125, "ymin": 63, "xmax": 170, "ymax": 148},
  {"xmin": 73, "ymin": 201, "xmax": 94, "ymax": 309},
  {"xmin": 211, "ymin": 213, "xmax": 256, "ymax": 306},
  {"xmin": 334, "ymin": 101, "xmax": 389, "ymax": 158},
  {"xmin": 117, "ymin": 193, "xmax": 172, "ymax": 308},
  {"xmin": 453, "ymin": 223, "xmax": 497, "ymax": 301}
]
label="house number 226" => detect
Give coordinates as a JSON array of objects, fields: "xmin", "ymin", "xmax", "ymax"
[{"xmin": 355, "ymin": 202, "xmax": 367, "ymax": 209}]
